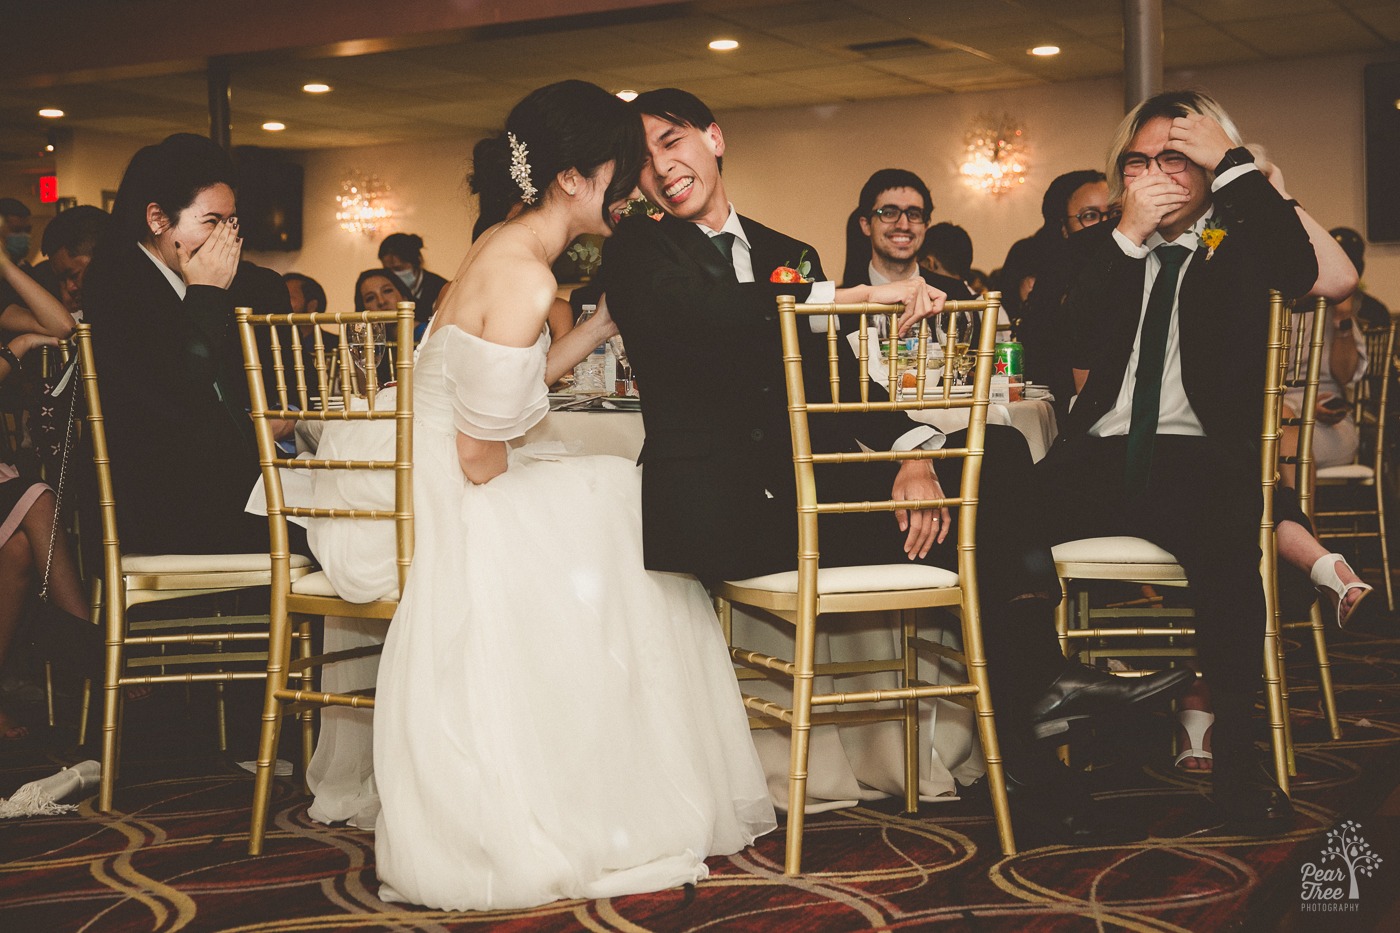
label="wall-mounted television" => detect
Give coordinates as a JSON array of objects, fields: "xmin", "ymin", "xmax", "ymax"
[{"xmin": 233, "ymin": 146, "xmax": 303, "ymax": 251}]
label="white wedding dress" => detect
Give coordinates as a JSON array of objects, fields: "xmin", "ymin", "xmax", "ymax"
[{"xmin": 372, "ymin": 325, "xmax": 775, "ymax": 910}]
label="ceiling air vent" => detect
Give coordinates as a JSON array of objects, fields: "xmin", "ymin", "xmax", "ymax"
[{"xmin": 847, "ymin": 37, "xmax": 936, "ymax": 59}]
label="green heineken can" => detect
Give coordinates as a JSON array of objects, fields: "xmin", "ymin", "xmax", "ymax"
[{"xmin": 993, "ymin": 341, "xmax": 1023, "ymax": 380}]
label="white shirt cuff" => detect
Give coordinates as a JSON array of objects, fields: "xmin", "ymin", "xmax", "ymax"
[
  {"xmin": 893, "ymin": 425, "xmax": 946, "ymax": 452},
  {"xmin": 1211, "ymin": 163, "xmax": 1257, "ymax": 191},
  {"xmin": 807, "ymin": 281, "xmax": 837, "ymax": 333},
  {"xmin": 1113, "ymin": 227, "xmax": 1150, "ymax": 259}
]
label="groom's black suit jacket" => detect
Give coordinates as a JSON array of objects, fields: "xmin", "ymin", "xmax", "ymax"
[
  {"xmin": 604, "ymin": 212, "xmax": 915, "ymax": 581},
  {"xmin": 1058, "ymin": 170, "xmax": 1318, "ymax": 469}
]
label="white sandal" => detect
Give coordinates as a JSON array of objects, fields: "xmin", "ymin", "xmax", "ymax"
[
  {"xmin": 1310, "ymin": 552, "xmax": 1374, "ymax": 629},
  {"xmin": 1174, "ymin": 708, "xmax": 1214, "ymax": 772}
]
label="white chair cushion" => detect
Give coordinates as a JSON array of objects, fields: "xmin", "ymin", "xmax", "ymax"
[
  {"xmin": 1052, "ymin": 536, "xmax": 1179, "ymax": 564},
  {"xmin": 726, "ymin": 563, "xmax": 959, "ymax": 595},
  {"xmin": 1317, "ymin": 463, "xmax": 1374, "ymax": 481},
  {"xmin": 291, "ymin": 571, "xmax": 339, "ymax": 597},
  {"xmin": 122, "ymin": 553, "xmax": 313, "ymax": 573}
]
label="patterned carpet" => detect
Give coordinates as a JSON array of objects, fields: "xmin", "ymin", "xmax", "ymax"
[{"xmin": 5, "ymin": 625, "xmax": 1400, "ymax": 932}]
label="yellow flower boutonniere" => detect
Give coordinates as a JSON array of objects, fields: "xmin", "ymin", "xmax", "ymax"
[{"xmin": 1200, "ymin": 219, "xmax": 1227, "ymax": 261}]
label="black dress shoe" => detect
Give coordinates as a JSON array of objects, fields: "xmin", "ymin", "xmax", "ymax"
[
  {"xmin": 1213, "ymin": 763, "xmax": 1296, "ymax": 837},
  {"xmin": 1028, "ymin": 663, "xmax": 1195, "ymax": 741}
]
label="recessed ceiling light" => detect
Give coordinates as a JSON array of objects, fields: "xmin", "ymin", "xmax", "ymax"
[
  {"xmin": 616, "ymin": 89, "xmax": 638, "ymax": 101},
  {"xmin": 1030, "ymin": 45, "xmax": 1060, "ymax": 57},
  {"xmin": 1394, "ymin": 98, "xmax": 1400, "ymax": 110},
  {"xmin": 262, "ymin": 121, "xmax": 286, "ymax": 132},
  {"xmin": 38, "ymin": 108, "xmax": 65, "ymax": 118},
  {"xmin": 45, "ymin": 144, "xmax": 54, "ymax": 152},
  {"xmin": 303, "ymin": 83, "xmax": 332, "ymax": 94},
  {"xmin": 709, "ymin": 39, "xmax": 739, "ymax": 51}
]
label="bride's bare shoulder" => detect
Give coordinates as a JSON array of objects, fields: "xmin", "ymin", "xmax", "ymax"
[{"xmin": 435, "ymin": 226, "xmax": 555, "ymax": 346}]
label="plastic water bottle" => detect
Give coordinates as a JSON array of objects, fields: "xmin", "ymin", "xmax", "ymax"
[{"xmin": 574, "ymin": 344, "xmax": 607, "ymax": 394}]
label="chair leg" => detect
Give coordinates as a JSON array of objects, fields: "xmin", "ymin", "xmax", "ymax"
[
  {"xmin": 714, "ymin": 596, "xmax": 732, "ymax": 647},
  {"xmin": 249, "ymin": 607, "xmax": 293, "ymax": 856},
  {"xmin": 962, "ymin": 599, "xmax": 1015, "ymax": 857},
  {"xmin": 1276, "ymin": 624, "xmax": 1296, "ymax": 778},
  {"xmin": 783, "ymin": 608, "xmax": 818, "ymax": 876},
  {"xmin": 298, "ymin": 620, "xmax": 315, "ymax": 788},
  {"xmin": 901, "ymin": 610, "xmax": 919, "ymax": 814},
  {"xmin": 215, "ymin": 641, "xmax": 228, "ymax": 753},
  {"xmin": 1262, "ymin": 614, "xmax": 1290, "ymax": 796},
  {"xmin": 78, "ymin": 576, "xmax": 102, "ymax": 747},
  {"xmin": 45, "ymin": 662, "xmax": 55, "ymax": 728},
  {"xmin": 1308, "ymin": 602, "xmax": 1343, "ymax": 741},
  {"xmin": 98, "ymin": 594, "xmax": 126, "ymax": 813},
  {"xmin": 1375, "ymin": 483, "xmax": 1394, "ymax": 611}
]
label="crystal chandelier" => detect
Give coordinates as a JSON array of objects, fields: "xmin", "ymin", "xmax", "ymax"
[
  {"xmin": 959, "ymin": 115, "xmax": 1029, "ymax": 196},
  {"xmin": 335, "ymin": 172, "xmax": 393, "ymax": 236}
]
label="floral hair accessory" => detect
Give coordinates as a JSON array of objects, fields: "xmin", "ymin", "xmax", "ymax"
[
  {"xmin": 1200, "ymin": 218, "xmax": 1227, "ymax": 261},
  {"xmin": 770, "ymin": 249, "xmax": 813, "ymax": 284},
  {"xmin": 508, "ymin": 132, "xmax": 538, "ymax": 205}
]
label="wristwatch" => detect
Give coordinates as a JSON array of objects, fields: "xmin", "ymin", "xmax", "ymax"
[{"xmin": 1214, "ymin": 146, "xmax": 1255, "ymax": 175}]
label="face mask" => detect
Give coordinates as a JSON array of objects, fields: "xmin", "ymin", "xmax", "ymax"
[
  {"xmin": 5, "ymin": 232, "xmax": 31, "ymax": 262},
  {"xmin": 393, "ymin": 267, "xmax": 419, "ymax": 291}
]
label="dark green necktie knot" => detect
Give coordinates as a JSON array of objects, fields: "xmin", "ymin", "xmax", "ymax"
[
  {"xmin": 1124, "ymin": 243, "xmax": 1194, "ymax": 492},
  {"xmin": 710, "ymin": 231, "xmax": 736, "ymax": 263}
]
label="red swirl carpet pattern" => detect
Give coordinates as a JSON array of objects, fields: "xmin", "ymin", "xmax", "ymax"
[{"xmin": 4, "ymin": 626, "xmax": 1400, "ymax": 931}]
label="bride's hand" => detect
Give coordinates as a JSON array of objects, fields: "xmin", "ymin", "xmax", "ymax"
[{"xmin": 587, "ymin": 295, "xmax": 620, "ymax": 341}]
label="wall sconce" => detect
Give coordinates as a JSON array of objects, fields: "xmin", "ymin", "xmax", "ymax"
[
  {"xmin": 336, "ymin": 172, "xmax": 394, "ymax": 236},
  {"xmin": 959, "ymin": 115, "xmax": 1029, "ymax": 196}
]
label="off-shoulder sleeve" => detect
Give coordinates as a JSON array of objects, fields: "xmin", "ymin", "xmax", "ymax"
[{"xmin": 439, "ymin": 328, "xmax": 550, "ymax": 441}]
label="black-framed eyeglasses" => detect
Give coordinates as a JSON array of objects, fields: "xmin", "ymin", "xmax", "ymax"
[
  {"xmin": 870, "ymin": 205, "xmax": 930, "ymax": 225},
  {"xmin": 1068, "ymin": 207, "xmax": 1122, "ymax": 227},
  {"xmin": 1120, "ymin": 150, "xmax": 1190, "ymax": 176}
]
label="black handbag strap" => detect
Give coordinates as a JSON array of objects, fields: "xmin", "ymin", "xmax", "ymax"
[{"xmin": 38, "ymin": 352, "xmax": 80, "ymax": 603}]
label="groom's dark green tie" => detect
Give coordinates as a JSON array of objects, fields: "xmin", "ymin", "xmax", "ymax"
[
  {"xmin": 709, "ymin": 231, "xmax": 736, "ymax": 264},
  {"xmin": 1124, "ymin": 243, "xmax": 1192, "ymax": 492}
]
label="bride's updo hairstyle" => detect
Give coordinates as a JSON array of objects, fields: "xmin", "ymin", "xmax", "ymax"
[{"xmin": 470, "ymin": 80, "xmax": 643, "ymax": 231}]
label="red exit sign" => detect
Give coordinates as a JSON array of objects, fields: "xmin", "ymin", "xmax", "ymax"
[{"xmin": 39, "ymin": 176, "xmax": 58, "ymax": 203}]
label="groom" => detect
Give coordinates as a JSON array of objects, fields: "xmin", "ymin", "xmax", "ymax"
[{"xmin": 603, "ymin": 88, "xmax": 1191, "ymax": 844}]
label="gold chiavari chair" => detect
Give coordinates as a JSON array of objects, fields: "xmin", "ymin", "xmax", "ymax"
[
  {"xmin": 712, "ymin": 293, "xmax": 1015, "ymax": 875},
  {"xmin": 239, "ymin": 302, "xmax": 415, "ymax": 856},
  {"xmin": 1277, "ymin": 297, "xmax": 1342, "ymax": 760},
  {"xmin": 73, "ymin": 323, "xmax": 313, "ymax": 812},
  {"xmin": 1314, "ymin": 313, "xmax": 1397, "ymax": 611},
  {"xmin": 1052, "ymin": 291, "xmax": 1294, "ymax": 792}
]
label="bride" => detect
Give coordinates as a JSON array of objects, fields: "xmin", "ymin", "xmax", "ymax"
[{"xmin": 372, "ymin": 80, "xmax": 776, "ymax": 911}]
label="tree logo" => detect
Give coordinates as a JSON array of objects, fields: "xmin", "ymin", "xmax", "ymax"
[{"xmin": 1300, "ymin": 820, "xmax": 1383, "ymax": 913}]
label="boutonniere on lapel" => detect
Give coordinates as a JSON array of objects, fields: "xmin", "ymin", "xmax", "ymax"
[
  {"xmin": 770, "ymin": 250, "xmax": 813, "ymax": 284},
  {"xmin": 1200, "ymin": 218, "xmax": 1228, "ymax": 261}
]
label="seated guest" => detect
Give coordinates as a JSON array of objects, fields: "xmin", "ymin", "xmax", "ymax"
[
  {"xmin": 841, "ymin": 169, "xmax": 975, "ymax": 340},
  {"xmin": 606, "ymin": 88, "xmax": 1192, "ymax": 846},
  {"xmin": 919, "ymin": 222, "xmax": 974, "ymax": 284},
  {"xmin": 378, "ymin": 233, "xmax": 448, "ymax": 326},
  {"xmin": 0, "ymin": 197, "xmax": 57, "ymax": 307},
  {"xmin": 40, "ymin": 205, "xmax": 108, "ymax": 316},
  {"xmin": 351, "ymin": 268, "xmax": 410, "ymax": 386},
  {"xmin": 0, "ymin": 228, "xmax": 87, "ymax": 740},
  {"xmin": 1016, "ymin": 170, "xmax": 1115, "ymax": 415},
  {"xmin": 283, "ymin": 272, "xmax": 340, "ymax": 376},
  {"xmin": 1330, "ymin": 227, "xmax": 1391, "ymax": 329},
  {"xmin": 1042, "ymin": 90, "xmax": 1318, "ymax": 832},
  {"xmin": 81, "ymin": 133, "xmax": 296, "ymax": 555}
]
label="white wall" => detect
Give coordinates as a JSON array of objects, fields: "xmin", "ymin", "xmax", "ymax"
[{"xmin": 51, "ymin": 50, "xmax": 1400, "ymax": 311}]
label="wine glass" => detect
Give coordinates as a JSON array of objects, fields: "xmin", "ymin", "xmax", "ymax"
[
  {"xmin": 346, "ymin": 322, "xmax": 386, "ymax": 397},
  {"xmin": 951, "ymin": 342, "xmax": 974, "ymax": 385}
]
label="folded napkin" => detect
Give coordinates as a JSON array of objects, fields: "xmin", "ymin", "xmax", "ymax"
[{"xmin": 0, "ymin": 760, "xmax": 101, "ymax": 818}]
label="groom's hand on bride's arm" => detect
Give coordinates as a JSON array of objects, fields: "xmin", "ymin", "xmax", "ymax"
[{"xmin": 893, "ymin": 459, "xmax": 949, "ymax": 559}]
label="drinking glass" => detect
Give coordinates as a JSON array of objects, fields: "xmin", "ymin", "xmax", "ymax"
[{"xmin": 345, "ymin": 322, "xmax": 386, "ymax": 397}]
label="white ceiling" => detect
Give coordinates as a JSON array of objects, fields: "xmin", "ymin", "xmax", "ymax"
[{"xmin": 1, "ymin": 0, "xmax": 1396, "ymax": 160}]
